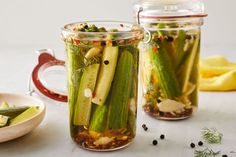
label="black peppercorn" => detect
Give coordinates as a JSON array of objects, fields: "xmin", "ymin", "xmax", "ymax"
[
  {"xmin": 160, "ymin": 134, "xmax": 165, "ymax": 140},
  {"xmin": 142, "ymin": 124, "xmax": 146, "ymax": 129},
  {"xmin": 104, "ymin": 60, "xmax": 109, "ymax": 65},
  {"xmin": 222, "ymin": 155, "xmax": 228, "ymax": 157},
  {"xmin": 112, "ymin": 40, "xmax": 118, "ymax": 46},
  {"xmin": 198, "ymin": 141, "xmax": 203, "ymax": 146},
  {"xmin": 84, "ymin": 24, "xmax": 88, "ymax": 29},
  {"xmin": 165, "ymin": 36, "xmax": 174, "ymax": 42},
  {"xmin": 190, "ymin": 143, "xmax": 195, "ymax": 148},
  {"xmin": 100, "ymin": 41, "xmax": 106, "ymax": 46},
  {"xmin": 144, "ymin": 127, "xmax": 148, "ymax": 131},
  {"xmin": 152, "ymin": 140, "xmax": 158, "ymax": 145},
  {"xmin": 186, "ymin": 35, "xmax": 192, "ymax": 40}
]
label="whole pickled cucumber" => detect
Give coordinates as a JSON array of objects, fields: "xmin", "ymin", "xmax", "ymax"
[{"xmin": 107, "ymin": 50, "xmax": 133, "ymax": 129}]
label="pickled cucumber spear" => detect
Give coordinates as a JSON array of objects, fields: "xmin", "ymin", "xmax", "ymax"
[
  {"xmin": 66, "ymin": 43, "xmax": 84, "ymax": 124},
  {"xmin": 178, "ymin": 33, "xmax": 200, "ymax": 92},
  {"xmin": 73, "ymin": 47, "xmax": 101, "ymax": 126},
  {"xmin": 107, "ymin": 50, "xmax": 133, "ymax": 129},
  {"xmin": 147, "ymin": 42, "xmax": 181, "ymax": 99},
  {"xmin": 92, "ymin": 46, "xmax": 119, "ymax": 106}
]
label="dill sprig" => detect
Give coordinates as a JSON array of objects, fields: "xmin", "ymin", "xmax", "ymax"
[
  {"xmin": 77, "ymin": 56, "xmax": 101, "ymax": 73},
  {"xmin": 202, "ymin": 128, "xmax": 223, "ymax": 144},
  {"xmin": 194, "ymin": 147, "xmax": 220, "ymax": 157},
  {"xmin": 84, "ymin": 56, "xmax": 101, "ymax": 67}
]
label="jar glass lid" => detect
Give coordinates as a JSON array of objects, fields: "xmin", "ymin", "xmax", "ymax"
[{"xmin": 134, "ymin": 0, "xmax": 207, "ymax": 18}]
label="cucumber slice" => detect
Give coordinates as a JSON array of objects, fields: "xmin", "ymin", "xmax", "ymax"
[
  {"xmin": 0, "ymin": 115, "xmax": 9, "ymax": 128},
  {"xmin": 0, "ymin": 106, "xmax": 30, "ymax": 119},
  {"xmin": 0, "ymin": 101, "xmax": 9, "ymax": 109},
  {"xmin": 73, "ymin": 64, "xmax": 100, "ymax": 126},
  {"xmin": 10, "ymin": 106, "xmax": 40, "ymax": 125},
  {"xmin": 92, "ymin": 46, "xmax": 119, "ymax": 106}
]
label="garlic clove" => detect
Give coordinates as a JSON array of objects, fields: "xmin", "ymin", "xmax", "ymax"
[
  {"xmin": 93, "ymin": 137, "xmax": 114, "ymax": 146},
  {"xmin": 157, "ymin": 99, "xmax": 184, "ymax": 112}
]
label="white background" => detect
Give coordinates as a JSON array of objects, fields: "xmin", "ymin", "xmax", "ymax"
[{"xmin": 0, "ymin": 0, "xmax": 236, "ymax": 49}]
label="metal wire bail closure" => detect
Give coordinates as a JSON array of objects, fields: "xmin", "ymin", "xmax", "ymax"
[{"xmin": 136, "ymin": 7, "xmax": 151, "ymax": 44}]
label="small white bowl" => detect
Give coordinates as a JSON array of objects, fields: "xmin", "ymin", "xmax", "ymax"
[{"xmin": 0, "ymin": 93, "xmax": 46, "ymax": 143}]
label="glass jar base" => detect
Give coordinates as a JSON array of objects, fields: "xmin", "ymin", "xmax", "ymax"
[
  {"xmin": 143, "ymin": 105, "xmax": 195, "ymax": 120},
  {"xmin": 73, "ymin": 138, "xmax": 133, "ymax": 151},
  {"xmin": 71, "ymin": 128, "xmax": 134, "ymax": 151}
]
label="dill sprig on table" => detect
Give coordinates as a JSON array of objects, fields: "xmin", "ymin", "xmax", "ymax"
[
  {"xmin": 202, "ymin": 128, "xmax": 223, "ymax": 144},
  {"xmin": 194, "ymin": 147, "xmax": 220, "ymax": 157}
]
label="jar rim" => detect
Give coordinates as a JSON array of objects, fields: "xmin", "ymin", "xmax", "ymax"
[
  {"xmin": 61, "ymin": 21, "xmax": 144, "ymax": 43},
  {"xmin": 62, "ymin": 21, "xmax": 144, "ymax": 35}
]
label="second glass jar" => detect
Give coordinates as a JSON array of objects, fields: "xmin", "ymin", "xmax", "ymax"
[
  {"xmin": 134, "ymin": 0, "xmax": 206, "ymax": 120},
  {"xmin": 139, "ymin": 20, "xmax": 201, "ymax": 120}
]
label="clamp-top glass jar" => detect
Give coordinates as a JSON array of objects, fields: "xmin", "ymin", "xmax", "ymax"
[
  {"xmin": 62, "ymin": 21, "xmax": 143, "ymax": 151},
  {"xmin": 134, "ymin": 0, "xmax": 207, "ymax": 120}
]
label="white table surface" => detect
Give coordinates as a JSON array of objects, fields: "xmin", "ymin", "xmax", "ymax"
[{"xmin": 0, "ymin": 45, "xmax": 236, "ymax": 157}]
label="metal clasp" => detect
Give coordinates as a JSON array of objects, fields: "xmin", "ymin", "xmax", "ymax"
[
  {"xmin": 35, "ymin": 48, "xmax": 55, "ymax": 57},
  {"xmin": 137, "ymin": 7, "xmax": 143, "ymax": 25},
  {"xmin": 136, "ymin": 7, "xmax": 151, "ymax": 44}
]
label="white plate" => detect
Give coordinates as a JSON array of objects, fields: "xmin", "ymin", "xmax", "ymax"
[{"xmin": 0, "ymin": 93, "xmax": 46, "ymax": 143}]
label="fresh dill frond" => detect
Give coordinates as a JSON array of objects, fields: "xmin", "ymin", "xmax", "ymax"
[
  {"xmin": 76, "ymin": 56, "xmax": 101, "ymax": 73},
  {"xmin": 84, "ymin": 56, "xmax": 101, "ymax": 67},
  {"xmin": 194, "ymin": 147, "xmax": 220, "ymax": 157},
  {"xmin": 202, "ymin": 128, "xmax": 223, "ymax": 144}
]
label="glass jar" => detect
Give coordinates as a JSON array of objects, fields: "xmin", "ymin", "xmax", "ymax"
[
  {"xmin": 134, "ymin": 0, "xmax": 207, "ymax": 120},
  {"xmin": 61, "ymin": 21, "xmax": 144, "ymax": 151}
]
